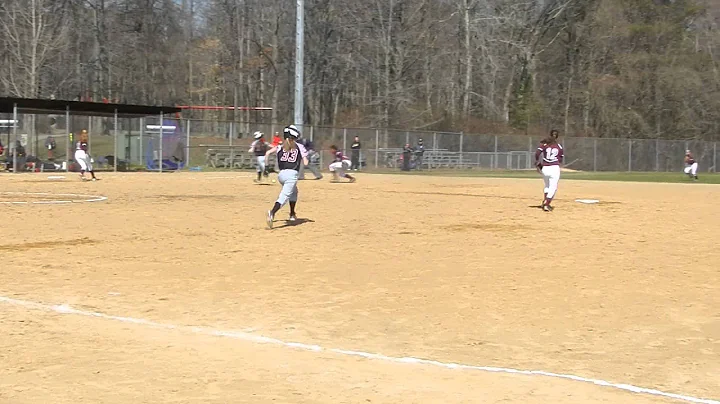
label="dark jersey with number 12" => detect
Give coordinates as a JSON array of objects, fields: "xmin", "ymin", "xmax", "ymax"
[{"xmin": 278, "ymin": 145, "xmax": 302, "ymax": 171}]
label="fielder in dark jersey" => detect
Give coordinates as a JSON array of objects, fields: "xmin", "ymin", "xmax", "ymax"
[
  {"xmin": 249, "ymin": 131, "xmax": 270, "ymax": 182},
  {"xmin": 684, "ymin": 150, "xmax": 698, "ymax": 180},
  {"xmin": 328, "ymin": 145, "xmax": 355, "ymax": 182},
  {"xmin": 264, "ymin": 125, "xmax": 309, "ymax": 229},
  {"xmin": 535, "ymin": 129, "xmax": 563, "ymax": 211},
  {"xmin": 74, "ymin": 129, "xmax": 97, "ymax": 181}
]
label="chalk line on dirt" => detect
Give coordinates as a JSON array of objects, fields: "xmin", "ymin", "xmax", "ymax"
[{"xmin": 0, "ymin": 295, "xmax": 716, "ymax": 404}]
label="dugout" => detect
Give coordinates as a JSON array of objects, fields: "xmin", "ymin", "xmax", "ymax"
[{"xmin": 0, "ymin": 97, "xmax": 181, "ymax": 172}]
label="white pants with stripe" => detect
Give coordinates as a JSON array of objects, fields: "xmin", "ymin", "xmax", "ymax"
[
  {"xmin": 276, "ymin": 169, "xmax": 299, "ymax": 206},
  {"xmin": 329, "ymin": 160, "xmax": 351, "ymax": 177},
  {"xmin": 74, "ymin": 150, "xmax": 92, "ymax": 172},
  {"xmin": 542, "ymin": 165, "xmax": 561, "ymax": 199},
  {"xmin": 684, "ymin": 163, "xmax": 698, "ymax": 176},
  {"xmin": 256, "ymin": 156, "xmax": 266, "ymax": 173}
]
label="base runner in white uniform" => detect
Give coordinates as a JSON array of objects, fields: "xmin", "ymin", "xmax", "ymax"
[
  {"xmin": 535, "ymin": 129, "xmax": 563, "ymax": 212},
  {"xmin": 74, "ymin": 130, "xmax": 97, "ymax": 181},
  {"xmin": 264, "ymin": 125, "xmax": 309, "ymax": 229}
]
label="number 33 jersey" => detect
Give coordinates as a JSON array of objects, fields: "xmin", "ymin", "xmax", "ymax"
[{"xmin": 277, "ymin": 143, "xmax": 308, "ymax": 171}]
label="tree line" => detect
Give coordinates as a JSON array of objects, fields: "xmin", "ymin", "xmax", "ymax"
[{"xmin": 1, "ymin": 0, "xmax": 719, "ymax": 139}]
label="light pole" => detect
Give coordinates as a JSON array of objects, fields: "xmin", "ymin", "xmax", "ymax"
[{"xmin": 294, "ymin": 0, "xmax": 304, "ymax": 128}]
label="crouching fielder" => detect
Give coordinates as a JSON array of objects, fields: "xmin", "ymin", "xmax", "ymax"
[
  {"xmin": 264, "ymin": 125, "xmax": 309, "ymax": 229},
  {"xmin": 535, "ymin": 130, "xmax": 563, "ymax": 212},
  {"xmin": 328, "ymin": 145, "xmax": 356, "ymax": 183},
  {"xmin": 75, "ymin": 130, "xmax": 97, "ymax": 181},
  {"xmin": 684, "ymin": 150, "xmax": 698, "ymax": 180}
]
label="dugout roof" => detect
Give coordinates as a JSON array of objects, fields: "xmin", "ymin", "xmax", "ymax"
[{"xmin": 0, "ymin": 97, "xmax": 181, "ymax": 118}]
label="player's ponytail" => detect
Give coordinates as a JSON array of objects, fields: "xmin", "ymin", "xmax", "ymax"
[{"xmin": 282, "ymin": 137, "xmax": 296, "ymax": 152}]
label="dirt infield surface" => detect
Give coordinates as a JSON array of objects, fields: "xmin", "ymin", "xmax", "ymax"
[{"xmin": 0, "ymin": 172, "xmax": 717, "ymax": 404}]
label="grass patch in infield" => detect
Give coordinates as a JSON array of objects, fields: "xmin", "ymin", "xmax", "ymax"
[{"xmin": 368, "ymin": 169, "xmax": 720, "ymax": 184}]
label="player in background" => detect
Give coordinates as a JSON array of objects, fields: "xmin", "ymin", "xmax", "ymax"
[
  {"xmin": 75, "ymin": 129, "xmax": 97, "ymax": 181},
  {"xmin": 328, "ymin": 145, "xmax": 356, "ymax": 183},
  {"xmin": 298, "ymin": 134, "xmax": 323, "ymax": 180},
  {"xmin": 264, "ymin": 125, "xmax": 309, "ymax": 229},
  {"xmin": 328, "ymin": 145, "xmax": 356, "ymax": 181},
  {"xmin": 271, "ymin": 131, "xmax": 283, "ymax": 148},
  {"xmin": 535, "ymin": 129, "xmax": 563, "ymax": 212},
  {"xmin": 684, "ymin": 150, "xmax": 699, "ymax": 180},
  {"xmin": 249, "ymin": 131, "xmax": 270, "ymax": 182}
]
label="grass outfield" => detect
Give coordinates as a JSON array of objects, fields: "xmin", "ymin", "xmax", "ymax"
[{"xmin": 367, "ymin": 169, "xmax": 720, "ymax": 184}]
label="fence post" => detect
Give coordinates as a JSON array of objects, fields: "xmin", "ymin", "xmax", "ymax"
[
  {"xmin": 228, "ymin": 121, "xmax": 234, "ymax": 168},
  {"xmin": 714, "ymin": 142, "xmax": 717, "ymax": 173},
  {"xmin": 310, "ymin": 125, "xmax": 314, "ymax": 141},
  {"xmin": 405, "ymin": 131, "xmax": 409, "ymax": 146},
  {"xmin": 459, "ymin": 131, "xmax": 464, "ymax": 167},
  {"xmin": 493, "ymin": 135, "xmax": 498, "ymax": 170},
  {"xmin": 593, "ymin": 138, "xmax": 597, "ymax": 172},
  {"xmin": 159, "ymin": 112, "xmax": 163, "ymax": 174},
  {"xmin": 139, "ymin": 117, "xmax": 145, "ymax": 168},
  {"xmin": 433, "ymin": 132, "xmax": 437, "ymax": 151},
  {"xmin": 655, "ymin": 138, "xmax": 659, "ymax": 172},
  {"xmin": 114, "ymin": 110, "xmax": 118, "ymax": 172},
  {"xmin": 88, "ymin": 116, "xmax": 92, "ymax": 156},
  {"xmin": 65, "ymin": 105, "xmax": 71, "ymax": 172},
  {"xmin": 343, "ymin": 127, "xmax": 347, "ymax": 152},
  {"xmin": 12, "ymin": 103, "xmax": 17, "ymax": 173},
  {"xmin": 375, "ymin": 129, "xmax": 379, "ymax": 169},
  {"xmin": 186, "ymin": 119, "xmax": 191, "ymax": 169},
  {"xmin": 628, "ymin": 139, "xmax": 632, "ymax": 172}
]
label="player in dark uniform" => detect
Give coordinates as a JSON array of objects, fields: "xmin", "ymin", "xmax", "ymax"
[
  {"xmin": 74, "ymin": 129, "xmax": 97, "ymax": 181},
  {"xmin": 684, "ymin": 150, "xmax": 698, "ymax": 180},
  {"xmin": 263, "ymin": 125, "xmax": 309, "ymax": 229},
  {"xmin": 248, "ymin": 131, "xmax": 270, "ymax": 183},
  {"xmin": 298, "ymin": 135, "xmax": 323, "ymax": 180},
  {"xmin": 328, "ymin": 145, "xmax": 356, "ymax": 182},
  {"xmin": 535, "ymin": 129, "xmax": 563, "ymax": 212}
]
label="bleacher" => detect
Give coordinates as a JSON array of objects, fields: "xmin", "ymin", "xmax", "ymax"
[
  {"xmin": 378, "ymin": 148, "xmax": 532, "ymax": 170},
  {"xmin": 204, "ymin": 147, "xmax": 256, "ymax": 169},
  {"xmin": 202, "ymin": 145, "xmax": 532, "ymax": 171}
]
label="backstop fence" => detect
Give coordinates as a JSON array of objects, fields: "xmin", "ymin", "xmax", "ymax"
[{"xmin": 2, "ymin": 114, "xmax": 716, "ymax": 173}]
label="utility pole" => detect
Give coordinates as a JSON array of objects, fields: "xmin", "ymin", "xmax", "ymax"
[{"xmin": 294, "ymin": 0, "xmax": 304, "ymax": 128}]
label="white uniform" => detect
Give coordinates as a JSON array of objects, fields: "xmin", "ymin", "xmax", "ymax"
[{"xmin": 74, "ymin": 141, "xmax": 92, "ymax": 171}]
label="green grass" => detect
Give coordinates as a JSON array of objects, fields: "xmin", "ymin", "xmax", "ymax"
[{"xmin": 366, "ymin": 169, "xmax": 720, "ymax": 184}]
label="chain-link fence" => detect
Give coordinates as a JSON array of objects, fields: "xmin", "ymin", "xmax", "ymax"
[{"xmin": 2, "ymin": 115, "xmax": 716, "ymax": 173}]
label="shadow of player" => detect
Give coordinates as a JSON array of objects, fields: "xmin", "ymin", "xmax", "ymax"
[
  {"xmin": 528, "ymin": 204, "xmax": 544, "ymax": 209},
  {"xmin": 274, "ymin": 218, "xmax": 315, "ymax": 229}
]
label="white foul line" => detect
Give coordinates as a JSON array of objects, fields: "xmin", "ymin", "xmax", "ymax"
[{"xmin": 0, "ymin": 295, "xmax": 717, "ymax": 404}]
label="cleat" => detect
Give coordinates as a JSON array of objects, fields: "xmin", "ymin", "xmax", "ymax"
[
  {"xmin": 91, "ymin": 178, "xmax": 97, "ymax": 182},
  {"xmin": 289, "ymin": 215, "xmax": 297, "ymax": 222},
  {"xmin": 543, "ymin": 205, "xmax": 552, "ymax": 212},
  {"xmin": 266, "ymin": 211, "xmax": 274, "ymax": 229},
  {"xmin": 349, "ymin": 177, "xmax": 356, "ymax": 183}
]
